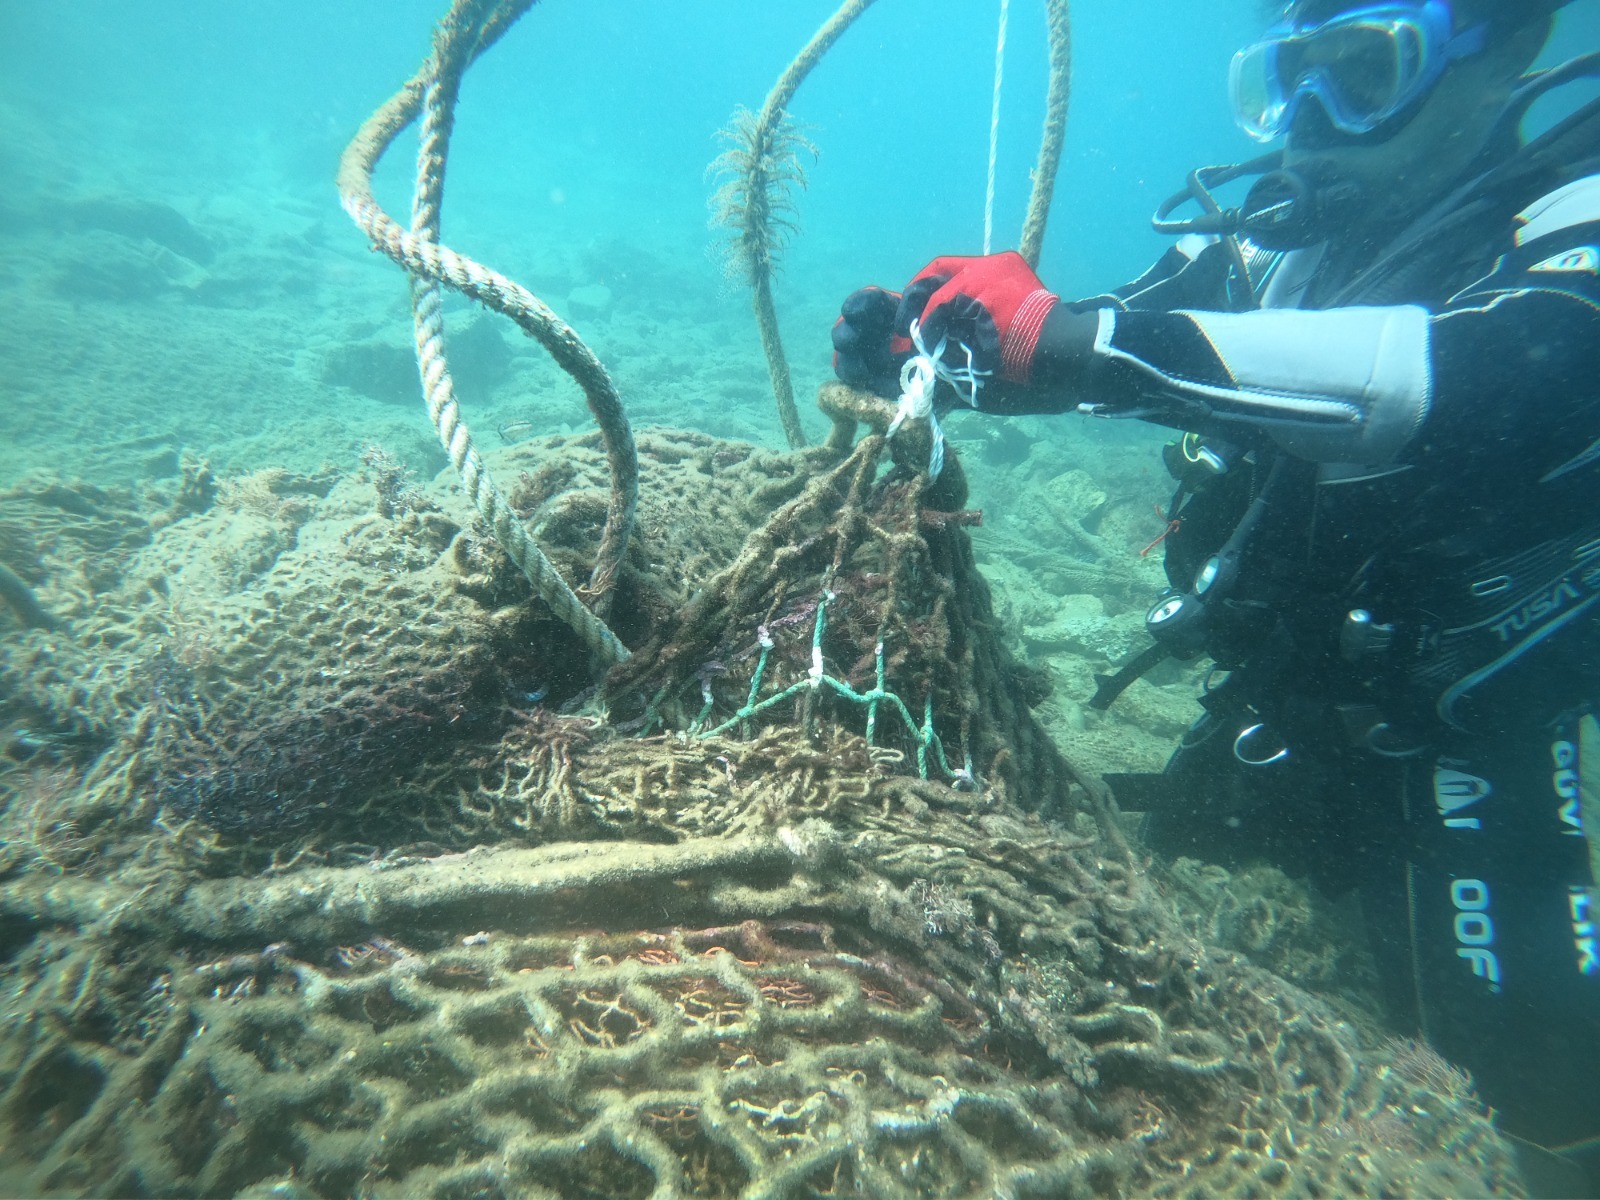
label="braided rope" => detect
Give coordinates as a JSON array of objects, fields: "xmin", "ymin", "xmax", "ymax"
[
  {"xmin": 337, "ymin": 0, "xmax": 633, "ymax": 666},
  {"xmin": 1018, "ymin": 0, "xmax": 1071, "ymax": 268}
]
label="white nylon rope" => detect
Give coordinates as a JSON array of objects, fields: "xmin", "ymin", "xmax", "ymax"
[
  {"xmin": 892, "ymin": 0, "xmax": 1005, "ymax": 478},
  {"xmin": 888, "ymin": 320, "xmax": 989, "ymax": 479},
  {"xmin": 983, "ymin": 0, "xmax": 1011, "ymax": 255}
]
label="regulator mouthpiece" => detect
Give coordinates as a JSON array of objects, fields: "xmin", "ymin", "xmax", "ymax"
[{"xmin": 1240, "ymin": 163, "xmax": 1365, "ymax": 251}]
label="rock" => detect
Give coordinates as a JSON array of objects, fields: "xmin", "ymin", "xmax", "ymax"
[
  {"xmin": 1115, "ymin": 674, "xmax": 1204, "ymax": 739},
  {"xmin": 64, "ymin": 195, "xmax": 216, "ymax": 264},
  {"xmin": 565, "ymin": 282, "xmax": 613, "ymax": 321},
  {"xmin": 322, "ymin": 315, "xmax": 514, "ymax": 406},
  {"xmin": 320, "ymin": 339, "xmax": 418, "ymax": 406},
  {"xmin": 1039, "ymin": 467, "xmax": 1107, "ymax": 525},
  {"xmin": 53, "ymin": 230, "xmax": 211, "ymax": 301},
  {"xmin": 1023, "ymin": 592, "xmax": 1147, "ymax": 660},
  {"xmin": 451, "ymin": 313, "xmax": 512, "ymax": 388}
]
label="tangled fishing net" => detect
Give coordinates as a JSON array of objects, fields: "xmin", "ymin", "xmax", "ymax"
[
  {"xmin": 0, "ymin": 0, "xmax": 1525, "ymax": 1196},
  {"xmin": 0, "ymin": 409, "xmax": 1521, "ymax": 1199}
]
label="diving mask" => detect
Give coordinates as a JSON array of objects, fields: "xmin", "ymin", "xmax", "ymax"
[{"xmin": 1231, "ymin": 1, "xmax": 1488, "ymax": 142}]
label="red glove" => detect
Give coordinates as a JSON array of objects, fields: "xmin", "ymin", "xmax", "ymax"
[{"xmin": 898, "ymin": 252, "xmax": 1060, "ymax": 385}]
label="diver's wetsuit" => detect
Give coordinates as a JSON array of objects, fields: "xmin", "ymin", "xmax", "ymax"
[{"xmin": 988, "ymin": 165, "xmax": 1600, "ymax": 1158}]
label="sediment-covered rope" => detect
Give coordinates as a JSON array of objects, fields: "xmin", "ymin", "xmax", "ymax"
[
  {"xmin": 337, "ymin": 0, "xmax": 633, "ymax": 665},
  {"xmin": 1018, "ymin": 0, "xmax": 1071, "ymax": 268},
  {"xmin": 757, "ymin": 0, "xmax": 881, "ymax": 138},
  {"xmin": 733, "ymin": 0, "xmax": 883, "ymax": 451}
]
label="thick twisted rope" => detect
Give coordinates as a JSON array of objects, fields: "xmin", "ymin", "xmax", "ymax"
[
  {"xmin": 337, "ymin": 0, "xmax": 632, "ymax": 666},
  {"xmin": 742, "ymin": 0, "xmax": 883, "ymax": 451},
  {"xmin": 758, "ymin": 0, "xmax": 881, "ymax": 130},
  {"xmin": 1018, "ymin": 0, "xmax": 1072, "ymax": 268}
]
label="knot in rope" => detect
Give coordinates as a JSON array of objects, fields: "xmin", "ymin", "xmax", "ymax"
[{"xmin": 886, "ymin": 319, "xmax": 988, "ymax": 479}]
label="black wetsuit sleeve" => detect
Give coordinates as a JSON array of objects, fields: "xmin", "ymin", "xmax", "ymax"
[
  {"xmin": 1414, "ymin": 220, "xmax": 1600, "ymax": 489},
  {"xmin": 997, "ymin": 216, "xmax": 1600, "ymax": 472},
  {"xmin": 1100, "ymin": 236, "xmax": 1238, "ymax": 313}
]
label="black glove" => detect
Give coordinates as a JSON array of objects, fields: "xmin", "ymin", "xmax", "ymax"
[{"xmin": 831, "ymin": 285, "xmax": 911, "ymax": 396}]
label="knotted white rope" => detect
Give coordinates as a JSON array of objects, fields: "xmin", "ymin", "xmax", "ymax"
[
  {"xmin": 886, "ymin": 320, "xmax": 989, "ymax": 479},
  {"xmin": 983, "ymin": 0, "xmax": 1011, "ymax": 255}
]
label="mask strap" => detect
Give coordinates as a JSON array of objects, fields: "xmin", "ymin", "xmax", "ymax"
[{"xmin": 1446, "ymin": 19, "xmax": 1489, "ymax": 62}]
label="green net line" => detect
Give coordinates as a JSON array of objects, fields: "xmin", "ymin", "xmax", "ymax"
[{"xmin": 685, "ymin": 591, "xmax": 972, "ymax": 784}]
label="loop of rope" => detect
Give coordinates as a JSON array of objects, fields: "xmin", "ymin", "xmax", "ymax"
[
  {"xmin": 340, "ymin": 0, "xmax": 1071, "ymax": 667},
  {"xmin": 337, "ymin": 0, "xmax": 633, "ymax": 667}
]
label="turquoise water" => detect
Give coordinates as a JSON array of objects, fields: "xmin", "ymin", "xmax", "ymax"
[
  {"xmin": 0, "ymin": 0, "xmax": 1272, "ymax": 480},
  {"xmin": 3, "ymin": 3, "xmax": 1600, "ymax": 1195},
  {"xmin": 4, "ymin": 0, "xmax": 1593, "ymax": 471},
  {"xmin": 3, "ymin": 1, "xmax": 1598, "ymax": 478}
]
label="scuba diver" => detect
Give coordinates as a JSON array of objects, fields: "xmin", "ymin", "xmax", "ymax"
[{"xmin": 832, "ymin": 0, "xmax": 1600, "ymax": 1189}]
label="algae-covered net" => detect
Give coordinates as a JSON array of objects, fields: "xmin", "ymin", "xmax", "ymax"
[
  {"xmin": 0, "ymin": 1, "xmax": 1525, "ymax": 1198},
  {"xmin": 0, "ymin": 431, "xmax": 1523, "ymax": 1198}
]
